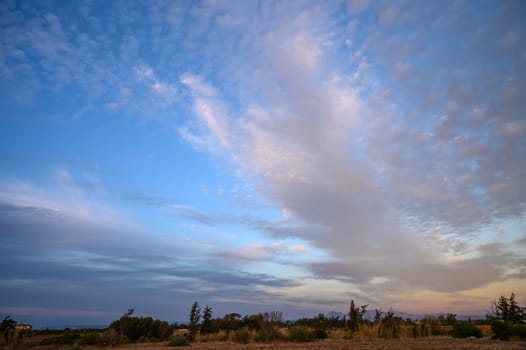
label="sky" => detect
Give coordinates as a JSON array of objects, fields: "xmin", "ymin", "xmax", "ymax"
[{"xmin": 1, "ymin": 0, "xmax": 525, "ymax": 328}]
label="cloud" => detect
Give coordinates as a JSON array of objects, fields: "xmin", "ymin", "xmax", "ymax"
[
  {"xmin": 135, "ymin": 64, "xmax": 177, "ymax": 105},
  {"xmin": 220, "ymin": 242, "xmax": 285, "ymax": 262},
  {"xmin": 179, "ymin": 74, "xmax": 233, "ymax": 153},
  {"xmin": 348, "ymin": 0, "xmax": 370, "ymax": 14},
  {"xmin": 2, "ymin": 0, "xmax": 525, "ymax": 317},
  {"xmin": 176, "ymin": 0, "xmax": 526, "ymax": 301},
  {"xmin": 289, "ymin": 245, "xmax": 306, "ymax": 253},
  {"xmin": 127, "ymin": 194, "xmax": 216, "ymax": 226},
  {"xmin": 169, "ymin": 204, "xmax": 215, "ymax": 226},
  {"xmin": 0, "ymin": 174, "xmax": 302, "ymax": 322}
]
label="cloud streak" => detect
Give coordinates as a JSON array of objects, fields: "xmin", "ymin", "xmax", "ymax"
[
  {"xmin": 1, "ymin": 0, "xmax": 525, "ymax": 324},
  {"xmin": 174, "ymin": 0, "xmax": 526, "ymax": 300}
]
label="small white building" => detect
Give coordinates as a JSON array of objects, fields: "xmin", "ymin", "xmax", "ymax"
[
  {"xmin": 15, "ymin": 323, "xmax": 32, "ymax": 331},
  {"xmin": 173, "ymin": 328, "xmax": 189, "ymax": 337}
]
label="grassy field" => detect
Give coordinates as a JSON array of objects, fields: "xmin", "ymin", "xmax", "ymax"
[
  {"xmin": 22, "ymin": 328, "xmax": 526, "ymax": 349},
  {"xmin": 27, "ymin": 338, "xmax": 523, "ymax": 350}
]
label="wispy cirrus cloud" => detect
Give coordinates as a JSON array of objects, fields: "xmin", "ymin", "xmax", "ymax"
[
  {"xmin": 173, "ymin": 0, "xmax": 526, "ymax": 308},
  {"xmin": 135, "ymin": 64, "xmax": 177, "ymax": 105},
  {"xmin": 0, "ymin": 172, "xmax": 304, "ymax": 322},
  {"xmin": 1, "ymin": 0, "xmax": 525, "ymax": 321}
]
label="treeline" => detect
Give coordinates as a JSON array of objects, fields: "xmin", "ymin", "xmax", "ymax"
[
  {"xmin": 2, "ymin": 293, "xmax": 525, "ymax": 347},
  {"xmin": 39, "ymin": 309, "xmax": 174, "ymax": 347},
  {"xmin": 486, "ymin": 293, "xmax": 526, "ymax": 340}
]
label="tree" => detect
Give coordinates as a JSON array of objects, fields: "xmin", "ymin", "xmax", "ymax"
[
  {"xmin": 374, "ymin": 309, "xmax": 383, "ymax": 323},
  {"xmin": 223, "ymin": 313, "xmax": 241, "ymax": 333},
  {"xmin": 445, "ymin": 313, "xmax": 457, "ymax": 326},
  {"xmin": 255, "ymin": 311, "xmax": 283, "ymax": 342},
  {"xmin": 487, "ymin": 293, "xmax": 525, "ymax": 340},
  {"xmin": 379, "ymin": 310, "xmax": 403, "ymax": 339},
  {"xmin": 108, "ymin": 310, "xmax": 172, "ymax": 343},
  {"xmin": 487, "ymin": 293, "xmax": 524, "ymax": 323},
  {"xmin": 0, "ymin": 316, "xmax": 16, "ymax": 333},
  {"xmin": 359, "ymin": 304, "xmax": 368, "ymax": 322},
  {"xmin": 188, "ymin": 301, "xmax": 201, "ymax": 341},
  {"xmin": 200, "ymin": 305, "xmax": 213, "ymax": 335},
  {"xmin": 125, "ymin": 308, "xmax": 135, "ymax": 317},
  {"xmin": 348, "ymin": 300, "xmax": 359, "ymax": 337},
  {"xmin": 0, "ymin": 316, "xmax": 17, "ymax": 347},
  {"xmin": 348, "ymin": 300, "xmax": 368, "ymax": 337}
]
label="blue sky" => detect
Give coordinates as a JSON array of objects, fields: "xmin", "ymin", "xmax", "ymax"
[{"xmin": 1, "ymin": 0, "xmax": 525, "ymax": 327}]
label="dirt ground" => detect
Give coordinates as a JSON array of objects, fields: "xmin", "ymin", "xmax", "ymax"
[{"xmin": 70, "ymin": 338, "xmax": 526, "ymax": 350}]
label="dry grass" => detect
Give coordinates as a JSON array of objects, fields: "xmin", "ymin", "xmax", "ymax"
[
  {"xmin": 29, "ymin": 338, "xmax": 523, "ymax": 350},
  {"xmin": 24, "ymin": 329, "xmax": 526, "ymax": 350}
]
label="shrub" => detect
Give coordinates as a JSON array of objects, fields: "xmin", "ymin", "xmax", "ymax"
[
  {"xmin": 168, "ymin": 335, "xmax": 189, "ymax": 347},
  {"xmin": 313, "ymin": 328, "xmax": 328, "ymax": 339},
  {"xmin": 253, "ymin": 328, "xmax": 282, "ymax": 342},
  {"xmin": 39, "ymin": 331, "xmax": 81, "ymax": 345},
  {"xmin": 254, "ymin": 330, "xmax": 267, "ymax": 342},
  {"xmin": 80, "ymin": 331, "xmax": 100, "ymax": 345},
  {"xmin": 452, "ymin": 321, "xmax": 482, "ymax": 338},
  {"xmin": 98, "ymin": 328, "xmax": 120, "ymax": 346},
  {"xmin": 491, "ymin": 320, "xmax": 513, "ymax": 341},
  {"xmin": 288, "ymin": 326, "xmax": 315, "ymax": 342},
  {"xmin": 512, "ymin": 323, "xmax": 526, "ymax": 340},
  {"xmin": 109, "ymin": 311, "xmax": 172, "ymax": 343},
  {"xmin": 379, "ymin": 314, "xmax": 403, "ymax": 339},
  {"xmin": 232, "ymin": 327, "xmax": 251, "ymax": 344}
]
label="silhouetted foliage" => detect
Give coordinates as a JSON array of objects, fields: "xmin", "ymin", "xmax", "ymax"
[
  {"xmin": 39, "ymin": 330, "xmax": 82, "ymax": 345},
  {"xmin": 79, "ymin": 331, "xmax": 100, "ymax": 345},
  {"xmin": 287, "ymin": 326, "xmax": 315, "ymax": 342},
  {"xmin": 437, "ymin": 313, "xmax": 457, "ymax": 326},
  {"xmin": 108, "ymin": 309, "xmax": 172, "ymax": 343},
  {"xmin": 253, "ymin": 311, "xmax": 283, "ymax": 342},
  {"xmin": 512, "ymin": 323, "xmax": 526, "ymax": 340},
  {"xmin": 0, "ymin": 316, "xmax": 16, "ymax": 332},
  {"xmin": 0, "ymin": 316, "xmax": 18, "ymax": 347},
  {"xmin": 348, "ymin": 300, "xmax": 368, "ymax": 338},
  {"xmin": 221, "ymin": 312, "xmax": 242, "ymax": 333},
  {"xmin": 487, "ymin": 293, "xmax": 525, "ymax": 340},
  {"xmin": 232, "ymin": 327, "xmax": 251, "ymax": 343},
  {"xmin": 379, "ymin": 310, "xmax": 403, "ymax": 339},
  {"xmin": 487, "ymin": 293, "xmax": 524, "ymax": 323},
  {"xmin": 200, "ymin": 305, "xmax": 213, "ymax": 335},
  {"xmin": 491, "ymin": 320, "xmax": 513, "ymax": 341},
  {"xmin": 313, "ymin": 327, "xmax": 328, "ymax": 339},
  {"xmin": 374, "ymin": 309, "xmax": 383, "ymax": 323},
  {"xmin": 24, "ymin": 292, "xmax": 526, "ymax": 346},
  {"xmin": 188, "ymin": 301, "xmax": 201, "ymax": 341},
  {"xmin": 452, "ymin": 321, "xmax": 482, "ymax": 338},
  {"xmin": 168, "ymin": 335, "xmax": 190, "ymax": 347}
]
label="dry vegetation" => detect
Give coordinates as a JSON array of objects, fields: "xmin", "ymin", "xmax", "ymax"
[
  {"xmin": 7, "ymin": 296, "xmax": 525, "ymax": 349},
  {"xmin": 30, "ymin": 338, "xmax": 524, "ymax": 350}
]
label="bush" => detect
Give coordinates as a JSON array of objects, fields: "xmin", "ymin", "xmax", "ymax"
[
  {"xmin": 512, "ymin": 324, "xmax": 526, "ymax": 340},
  {"xmin": 253, "ymin": 328, "xmax": 282, "ymax": 342},
  {"xmin": 232, "ymin": 327, "xmax": 251, "ymax": 343},
  {"xmin": 39, "ymin": 331, "xmax": 81, "ymax": 345},
  {"xmin": 491, "ymin": 320, "xmax": 512, "ymax": 341},
  {"xmin": 168, "ymin": 335, "xmax": 189, "ymax": 347},
  {"xmin": 109, "ymin": 312, "xmax": 172, "ymax": 343},
  {"xmin": 254, "ymin": 330, "xmax": 267, "ymax": 342},
  {"xmin": 379, "ymin": 315, "xmax": 403, "ymax": 339},
  {"xmin": 98, "ymin": 328, "xmax": 120, "ymax": 346},
  {"xmin": 80, "ymin": 331, "xmax": 100, "ymax": 345},
  {"xmin": 452, "ymin": 321, "xmax": 482, "ymax": 338},
  {"xmin": 287, "ymin": 326, "xmax": 315, "ymax": 342},
  {"xmin": 313, "ymin": 328, "xmax": 328, "ymax": 339}
]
